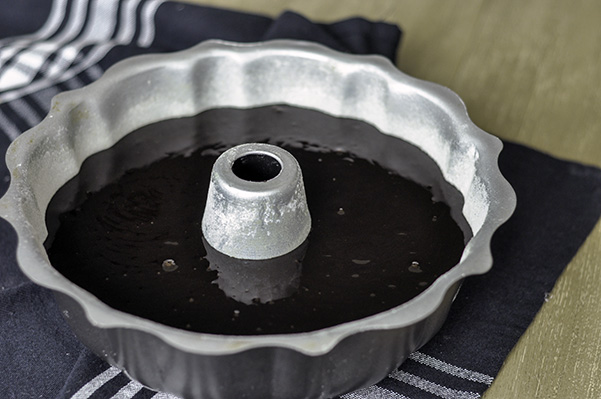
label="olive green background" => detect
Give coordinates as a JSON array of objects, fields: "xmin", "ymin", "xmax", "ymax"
[{"xmin": 183, "ymin": 1, "xmax": 601, "ymax": 397}]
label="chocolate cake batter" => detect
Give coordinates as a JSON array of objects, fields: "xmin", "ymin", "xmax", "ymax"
[{"xmin": 45, "ymin": 105, "xmax": 466, "ymax": 335}]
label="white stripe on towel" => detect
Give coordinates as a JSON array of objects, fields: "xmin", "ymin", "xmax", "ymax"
[
  {"xmin": 342, "ymin": 384, "xmax": 412, "ymax": 399},
  {"xmin": 110, "ymin": 380, "xmax": 144, "ymax": 399},
  {"xmin": 70, "ymin": 366, "xmax": 122, "ymax": 399},
  {"xmin": 409, "ymin": 352, "xmax": 494, "ymax": 385},
  {"xmin": 390, "ymin": 370, "xmax": 481, "ymax": 399}
]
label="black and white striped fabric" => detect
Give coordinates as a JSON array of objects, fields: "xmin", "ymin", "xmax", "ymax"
[{"xmin": 2, "ymin": 1, "xmax": 601, "ymax": 398}]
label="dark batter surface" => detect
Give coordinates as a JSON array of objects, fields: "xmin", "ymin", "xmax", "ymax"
[{"xmin": 45, "ymin": 105, "xmax": 466, "ymax": 335}]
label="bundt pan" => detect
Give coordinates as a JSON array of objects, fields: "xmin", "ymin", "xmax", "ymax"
[{"xmin": 0, "ymin": 40, "xmax": 516, "ymax": 398}]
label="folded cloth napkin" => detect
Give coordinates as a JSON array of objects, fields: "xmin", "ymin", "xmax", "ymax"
[{"xmin": 2, "ymin": 1, "xmax": 601, "ymax": 399}]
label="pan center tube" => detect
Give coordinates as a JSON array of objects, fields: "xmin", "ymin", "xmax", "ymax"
[{"xmin": 202, "ymin": 143, "xmax": 311, "ymax": 260}]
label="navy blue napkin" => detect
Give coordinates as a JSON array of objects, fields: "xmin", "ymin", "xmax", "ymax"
[{"xmin": 1, "ymin": 1, "xmax": 601, "ymax": 398}]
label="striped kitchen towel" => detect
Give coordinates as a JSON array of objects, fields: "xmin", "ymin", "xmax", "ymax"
[{"xmin": 2, "ymin": 1, "xmax": 601, "ymax": 398}]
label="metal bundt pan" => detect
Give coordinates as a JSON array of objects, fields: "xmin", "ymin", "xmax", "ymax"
[{"xmin": 0, "ymin": 40, "xmax": 516, "ymax": 398}]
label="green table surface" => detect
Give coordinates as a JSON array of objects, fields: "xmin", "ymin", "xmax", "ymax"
[{"xmin": 184, "ymin": 1, "xmax": 601, "ymax": 397}]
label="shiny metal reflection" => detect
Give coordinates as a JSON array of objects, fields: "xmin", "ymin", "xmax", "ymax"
[{"xmin": 204, "ymin": 237, "xmax": 307, "ymax": 304}]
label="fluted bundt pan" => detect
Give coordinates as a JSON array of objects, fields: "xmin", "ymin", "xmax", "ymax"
[{"xmin": 0, "ymin": 40, "xmax": 516, "ymax": 399}]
